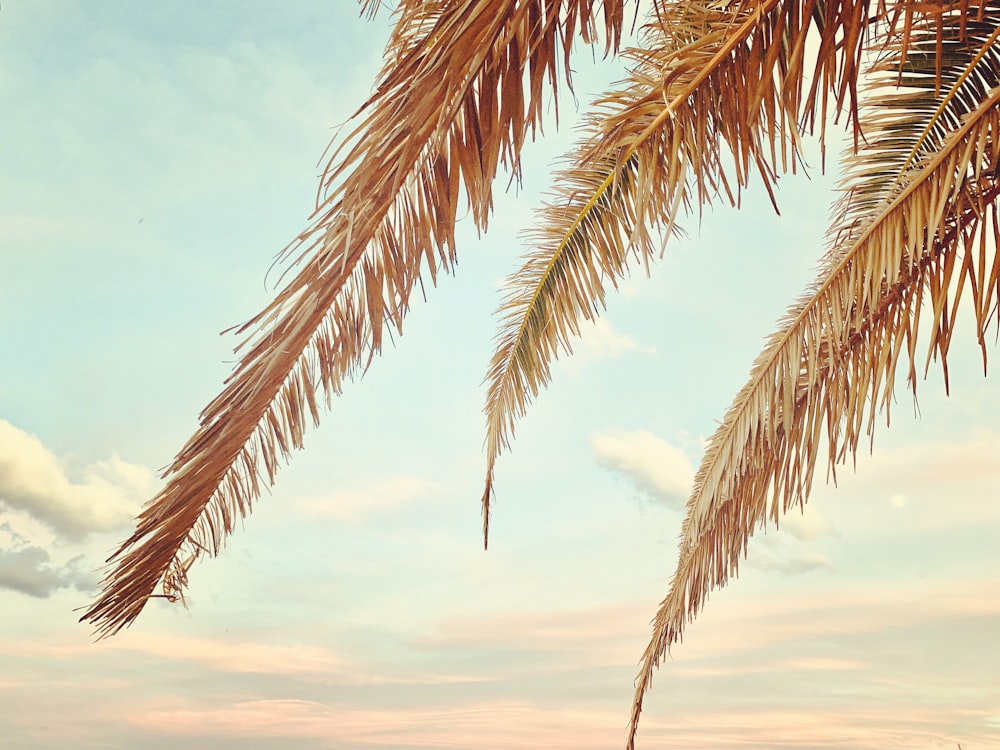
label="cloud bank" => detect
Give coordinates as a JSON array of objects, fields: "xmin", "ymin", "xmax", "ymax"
[{"xmin": 0, "ymin": 420, "xmax": 150, "ymax": 540}]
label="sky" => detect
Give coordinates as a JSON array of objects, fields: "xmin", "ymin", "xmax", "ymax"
[{"xmin": 1, "ymin": 2, "xmax": 998, "ymax": 749}]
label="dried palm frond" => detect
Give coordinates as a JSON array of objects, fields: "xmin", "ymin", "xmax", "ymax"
[
  {"xmin": 359, "ymin": 0, "xmax": 387, "ymax": 19},
  {"xmin": 80, "ymin": 0, "xmax": 625, "ymax": 637},
  {"xmin": 626, "ymin": 5, "xmax": 1000, "ymax": 746},
  {"xmin": 481, "ymin": 0, "xmax": 878, "ymax": 546}
]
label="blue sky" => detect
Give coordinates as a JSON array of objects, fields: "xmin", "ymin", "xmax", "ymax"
[{"xmin": 1, "ymin": 2, "xmax": 999, "ymax": 748}]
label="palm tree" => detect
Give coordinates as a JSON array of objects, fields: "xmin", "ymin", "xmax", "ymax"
[{"xmin": 82, "ymin": 0, "xmax": 1000, "ymax": 746}]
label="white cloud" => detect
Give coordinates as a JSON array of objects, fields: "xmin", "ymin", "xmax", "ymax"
[
  {"xmin": 562, "ymin": 318, "xmax": 655, "ymax": 372},
  {"xmin": 0, "ymin": 420, "xmax": 151, "ymax": 539},
  {"xmin": 590, "ymin": 429, "xmax": 694, "ymax": 508},
  {"xmin": 781, "ymin": 505, "xmax": 835, "ymax": 541},
  {"xmin": 293, "ymin": 475, "xmax": 436, "ymax": 522},
  {"xmin": 741, "ymin": 505, "xmax": 835, "ymax": 577},
  {"xmin": 846, "ymin": 431, "xmax": 1000, "ymax": 498}
]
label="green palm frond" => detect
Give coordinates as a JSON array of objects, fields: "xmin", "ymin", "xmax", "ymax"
[
  {"xmin": 626, "ymin": 7, "xmax": 1000, "ymax": 746},
  {"xmin": 80, "ymin": 0, "xmax": 625, "ymax": 637},
  {"xmin": 481, "ymin": 0, "xmax": 877, "ymax": 545}
]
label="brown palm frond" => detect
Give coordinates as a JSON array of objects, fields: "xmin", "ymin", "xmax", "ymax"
[
  {"xmin": 359, "ymin": 0, "xmax": 387, "ymax": 19},
  {"xmin": 626, "ymin": 6, "xmax": 1000, "ymax": 746},
  {"xmin": 80, "ymin": 0, "xmax": 626, "ymax": 638},
  {"xmin": 481, "ymin": 0, "xmax": 879, "ymax": 547}
]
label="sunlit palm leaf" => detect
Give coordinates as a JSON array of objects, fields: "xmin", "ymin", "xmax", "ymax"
[
  {"xmin": 481, "ymin": 0, "xmax": 876, "ymax": 545},
  {"xmin": 81, "ymin": 0, "xmax": 625, "ymax": 637},
  {"xmin": 626, "ymin": 7, "xmax": 1000, "ymax": 746}
]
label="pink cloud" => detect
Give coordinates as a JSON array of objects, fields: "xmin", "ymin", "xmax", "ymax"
[
  {"xmin": 0, "ymin": 631, "xmax": 349, "ymax": 676},
  {"xmin": 674, "ymin": 656, "xmax": 866, "ymax": 678},
  {"xmin": 128, "ymin": 698, "xmax": 997, "ymax": 749},
  {"xmin": 670, "ymin": 574, "xmax": 1000, "ymax": 660},
  {"xmin": 408, "ymin": 575, "xmax": 1000, "ymax": 666},
  {"xmin": 409, "ymin": 599, "xmax": 651, "ymax": 666},
  {"xmin": 131, "ymin": 700, "xmax": 640, "ymax": 748},
  {"xmin": 635, "ymin": 704, "xmax": 996, "ymax": 749}
]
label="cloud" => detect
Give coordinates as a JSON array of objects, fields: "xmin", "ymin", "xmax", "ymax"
[
  {"xmin": 129, "ymin": 699, "xmax": 634, "ymax": 749},
  {"xmin": 90, "ymin": 633, "xmax": 351, "ymax": 677},
  {"xmin": 0, "ymin": 546, "xmax": 96, "ymax": 598},
  {"xmin": 673, "ymin": 574, "xmax": 1000, "ymax": 661},
  {"xmin": 293, "ymin": 475, "xmax": 436, "ymax": 522},
  {"xmin": 675, "ymin": 656, "xmax": 866, "ymax": 679},
  {"xmin": 743, "ymin": 506, "xmax": 835, "ymax": 577},
  {"xmin": 124, "ymin": 697, "xmax": 998, "ymax": 750},
  {"xmin": 410, "ymin": 600, "xmax": 648, "ymax": 664},
  {"xmin": 562, "ymin": 318, "xmax": 654, "ymax": 372},
  {"xmin": 120, "ymin": 580, "xmax": 998, "ymax": 748},
  {"xmin": 744, "ymin": 546, "xmax": 833, "ymax": 576},
  {"xmin": 807, "ymin": 430, "xmax": 1000, "ymax": 538},
  {"xmin": 0, "ymin": 420, "xmax": 151, "ymax": 539},
  {"xmin": 590, "ymin": 430, "xmax": 693, "ymax": 508},
  {"xmin": 829, "ymin": 431, "xmax": 1000, "ymax": 513},
  {"xmin": 0, "ymin": 547, "xmax": 64, "ymax": 598},
  {"xmin": 780, "ymin": 505, "xmax": 835, "ymax": 541}
]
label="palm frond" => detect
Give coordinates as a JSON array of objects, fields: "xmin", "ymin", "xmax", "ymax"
[
  {"xmin": 80, "ymin": 0, "xmax": 625, "ymax": 637},
  {"xmin": 626, "ymin": 6, "xmax": 1000, "ymax": 746},
  {"xmin": 481, "ymin": 0, "xmax": 877, "ymax": 546},
  {"xmin": 359, "ymin": 0, "xmax": 387, "ymax": 19}
]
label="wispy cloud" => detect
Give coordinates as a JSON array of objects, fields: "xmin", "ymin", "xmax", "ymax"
[
  {"xmin": 292, "ymin": 475, "xmax": 437, "ymax": 522},
  {"xmin": 674, "ymin": 656, "xmax": 867, "ymax": 678},
  {"xmin": 744, "ymin": 545, "xmax": 833, "ymax": 575},
  {"xmin": 743, "ymin": 505, "xmax": 836, "ymax": 576},
  {"xmin": 634, "ymin": 704, "xmax": 995, "ymax": 750},
  {"xmin": 561, "ymin": 318, "xmax": 655, "ymax": 372},
  {"xmin": 102, "ymin": 633, "xmax": 350, "ymax": 676},
  {"xmin": 129, "ymin": 699, "xmax": 635, "ymax": 748},
  {"xmin": 672, "ymin": 574, "xmax": 1000, "ymax": 660},
  {"xmin": 827, "ymin": 430, "xmax": 1000, "ymax": 511},
  {"xmin": 2, "ymin": 632, "xmax": 350, "ymax": 677},
  {"xmin": 780, "ymin": 504, "xmax": 835, "ymax": 541},
  {"xmin": 590, "ymin": 429, "xmax": 693, "ymax": 508},
  {"xmin": 410, "ymin": 600, "xmax": 648, "ymax": 663}
]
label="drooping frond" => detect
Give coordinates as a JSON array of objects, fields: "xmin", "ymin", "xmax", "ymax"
[
  {"xmin": 481, "ymin": 0, "xmax": 878, "ymax": 546},
  {"xmin": 626, "ymin": 5, "xmax": 1000, "ymax": 746},
  {"xmin": 80, "ymin": 0, "xmax": 625, "ymax": 637}
]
